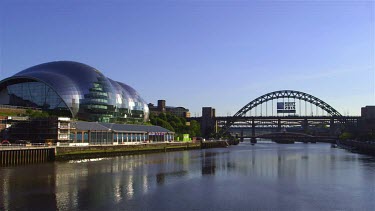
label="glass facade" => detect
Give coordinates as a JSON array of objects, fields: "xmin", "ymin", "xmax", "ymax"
[
  {"xmin": 0, "ymin": 61, "xmax": 149, "ymax": 123},
  {"xmin": 7, "ymin": 81, "xmax": 68, "ymax": 110},
  {"xmin": 71, "ymin": 131, "xmax": 174, "ymax": 144},
  {"xmin": 108, "ymin": 79, "xmax": 149, "ymax": 122}
]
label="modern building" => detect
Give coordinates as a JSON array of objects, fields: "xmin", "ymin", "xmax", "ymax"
[
  {"xmin": 148, "ymin": 99, "xmax": 190, "ymax": 118},
  {"xmin": 201, "ymin": 107, "xmax": 216, "ymax": 138},
  {"xmin": 362, "ymin": 106, "xmax": 375, "ymax": 119},
  {"xmin": 0, "ymin": 61, "xmax": 149, "ymax": 123},
  {"xmin": 360, "ymin": 106, "xmax": 375, "ymax": 137}
]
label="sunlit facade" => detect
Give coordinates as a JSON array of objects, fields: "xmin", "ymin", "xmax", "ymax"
[{"xmin": 0, "ymin": 61, "xmax": 149, "ymax": 123}]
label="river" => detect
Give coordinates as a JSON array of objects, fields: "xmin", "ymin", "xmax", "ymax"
[{"xmin": 1, "ymin": 142, "xmax": 375, "ymax": 210}]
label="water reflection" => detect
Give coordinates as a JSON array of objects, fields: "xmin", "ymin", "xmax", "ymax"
[
  {"xmin": 0, "ymin": 164, "xmax": 58, "ymax": 210},
  {"xmin": 201, "ymin": 151, "xmax": 217, "ymax": 175},
  {"xmin": 1, "ymin": 143, "xmax": 375, "ymax": 210},
  {"xmin": 156, "ymin": 170, "xmax": 188, "ymax": 185}
]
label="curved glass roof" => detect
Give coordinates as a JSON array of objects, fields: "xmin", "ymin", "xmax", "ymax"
[{"xmin": 0, "ymin": 61, "xmax": 149, "ymax": 122}]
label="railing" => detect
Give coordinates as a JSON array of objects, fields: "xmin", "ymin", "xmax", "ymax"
[
  {"xmin": 0, "ymin": 143, "xmax": 52, "ymax": 149},
  {"xmin": 1, "ymin": 141, "xmax": 190, "ymax": 149},
  {"xmin": 58, "ymin": 126, "xmax": 71, "ymax": 129}
]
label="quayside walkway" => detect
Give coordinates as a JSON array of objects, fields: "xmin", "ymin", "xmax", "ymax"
[{"xmin": 1, "ymin": 140, "xmax": 230, "ymax": 166}]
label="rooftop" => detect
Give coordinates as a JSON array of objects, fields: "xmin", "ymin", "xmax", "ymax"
[{"xmin": 74, "ymin": 121, "xmax": 173, "ymax": 133}]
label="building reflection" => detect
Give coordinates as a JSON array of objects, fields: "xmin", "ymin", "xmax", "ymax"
[
  {"xmin": 156, "ymin": 170, "xmax": 188, "ymax": 185},
  {"xmin": 54, "ymin": 152, "xmax": 194, "ymax": 209},
  {"xmin": 201, "ymin": 151, "xmax": 217, "ymax": 175},
  {"xmin": 193, "ymin": 144, "xmax": 356, "ymax": 183},
  {"xmin": 0, "ymin": 147, "xmax": 327, "ymax": 210},
  {"xmin": 224, "ymin": 147, "xmax": 301, "ymax": 180},
  {"xmin": 2, "ymin": 144, "xmax": 369, "ymax": 210},
  {"xmin": 0, "ymin": 170, "xmax": 10, "ymax": 210},
  {"xmin": 213, "ymin": 144, "xmax": 352, "ymax": 182},
  {"xmin": 0, "ymin": 164, "xmax": 58, "ymax": 210}
]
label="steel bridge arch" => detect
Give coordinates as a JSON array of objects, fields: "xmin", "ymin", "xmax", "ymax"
[
  {"xmin": 234, "ymin": 90, "xmax": 341, "ymax": 117},
  {"xmin": 220, "ymin": 90, "xmax": 341, "ymax": 135}
]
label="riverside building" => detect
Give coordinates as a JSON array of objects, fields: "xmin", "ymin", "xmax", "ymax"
[
  {"xmin": 148, "ymin": 100, "xmax": 191, "ymax": 118},
  {"xmin": 0, "ymin": 61, "xmax": 175, "ymax": 143}
]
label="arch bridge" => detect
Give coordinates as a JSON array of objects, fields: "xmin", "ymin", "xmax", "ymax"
[{"xmin": 190, "ymin": 90, "xmax": 360, "ymax": 142}]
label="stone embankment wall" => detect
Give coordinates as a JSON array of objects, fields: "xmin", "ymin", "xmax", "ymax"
[
  {"xmin": 0, "ymin": 147, "xmax": 55, "ymax": 166},
  {"xmin": 201, "ymin": 140, "xmax": 230, "ymax": 149},
  {"xmin": 338, "ymin": 139, "xmax": 375, "ymax": 155}
]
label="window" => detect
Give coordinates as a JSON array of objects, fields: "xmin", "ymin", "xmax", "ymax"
[{"xmin": 7, "ymin": 82, "xmax": 68, "ymax": 110}]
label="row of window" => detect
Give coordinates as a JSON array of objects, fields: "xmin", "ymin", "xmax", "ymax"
[{"xmin": 70, "ymin": 132, "xmax": 174, "ymax": 144}]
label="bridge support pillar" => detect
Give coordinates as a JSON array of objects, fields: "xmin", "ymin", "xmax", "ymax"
[
  {"xmin": 330, "ymin": 118, "xmax": 335, "ymax": 136},
  {"xmin": 251, "ymin": 138, "xmax": 257, "ymax": 144},
  {"xmin": 277, "ymin": 118, "xmax": 281, "ymax": 132},
  {"xmin": 302, "ymin": 118, "xmax": 308, "ymax": 133},
  {"xmin": 240, "ymin": 130, "xmax": 244, "ymax": 142},
  {"xmin": 252, "ymin": 118, "xmax": 256, "ymax": 137},
  {"xmin": 251, "ymin": 118, "xmax": 257, "ymax": 144}
]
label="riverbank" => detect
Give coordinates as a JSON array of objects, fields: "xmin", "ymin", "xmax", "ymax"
[
  {"xmin": 55, "ymin": 140, "xmax": 231, "ymax": 161},
  {"xmin": 337, "ymin": 139, "xmax": 375, "ymax": 156}
]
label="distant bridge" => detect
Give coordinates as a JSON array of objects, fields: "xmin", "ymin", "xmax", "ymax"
[
  {"xmin": 239, "ymin": 131, "xmax": 338, "ymax": 144},
  {"xmin": 189, "ymin": 90, "xmax": 361, "ymax": 141}
]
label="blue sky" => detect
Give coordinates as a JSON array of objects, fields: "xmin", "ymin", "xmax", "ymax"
[{"xmin": 0, "ymin": 0, "xmax": 374, "ymax": 116}]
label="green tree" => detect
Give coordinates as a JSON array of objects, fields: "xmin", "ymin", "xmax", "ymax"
[
  {"xmin": 149, "ymin": 112, "xmax": 201, "ymax": 139},
  {"xmin": 189, "ymin": 120, "xmax": 201, "ymax": 137},
  {"xmin": 339, "ymin": 132, "xmax": 353, "ymax": 140},
  {"xmin": 158, "ymin": 113, "xmax": 167, "ymax": 121},
  {"xmin": 158, "ymin": 119, "xmax": 175, "ymax": 132},
  {"xmin": 25, "ymin": 109, "xmax": 49, "ymax": 118}
]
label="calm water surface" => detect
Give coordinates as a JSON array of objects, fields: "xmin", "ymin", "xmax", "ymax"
[{"xmin": 1, "ymin": 143, "xmax": 375, "ymax": 210}]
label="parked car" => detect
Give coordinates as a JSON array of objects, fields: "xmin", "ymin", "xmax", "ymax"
[{"xmin": 1, "ymin": 140, "xmax": 10, "ymax": 146}]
